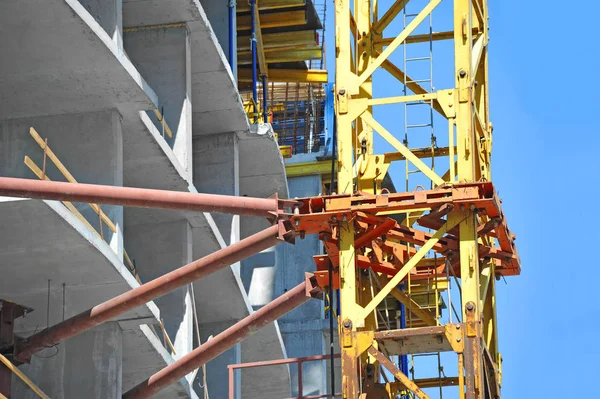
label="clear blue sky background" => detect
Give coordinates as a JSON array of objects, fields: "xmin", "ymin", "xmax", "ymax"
[{"xmin": 322, "ymin": 0, "xmax": 600, "ymax": 395}]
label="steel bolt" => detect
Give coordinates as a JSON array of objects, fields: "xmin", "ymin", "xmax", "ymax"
[
  {"xmin": 343, "ymin": 320, "xmax": 352, "ymax": 329},
  {"xmin": 456, "ymin": 337, "xmax": 462, "ymax": 342},
  {"xmin": 338, "ymin": 89, "xmax": 346, "ymax": 96},
  {"xmin": 342, "ymin": 215, "xmax": 347, "ymax": 222},
  {"xmin": 456, "ymin": 324, "xmax": 461, "ymax": 330},
  {"xmin": 459, "ymin": 69, "xmax": 467, "ymax": 78},
  {"xmin": 466, "ymin": 302, "xmax": 475, "ymax": 311}
]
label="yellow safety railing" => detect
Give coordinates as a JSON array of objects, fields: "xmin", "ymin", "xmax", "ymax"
[
  {"xmin": 0, "ymin": 353, "xmax": 50, "ymax": 399},
  {"xmin": 24, "ymin": 127, "xmax": 177, "ymax": 356}
]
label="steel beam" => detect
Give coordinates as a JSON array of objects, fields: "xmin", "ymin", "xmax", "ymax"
[
  {"xmin": 236, "ymin": 0, "xmax": 305, "ymax": 12},
  {"xmin": 237, "ymin": 10, "xmax": 306, "ymax": 30},
  {"xmin": 14, "ymin": 223, "xmax": 291, "ymax": 362},
  {"xmin": 0, "ymin": 177, "xmax": 283, "ymax": 218},
  {"xmin": 238, "ymin": 30, "xmax": 316, "ymax": 51},
  {"xmin": 123, "ymin": 274, "xmax": 322, "ymax": 398}
]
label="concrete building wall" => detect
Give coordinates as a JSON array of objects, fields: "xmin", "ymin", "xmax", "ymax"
[
  {"xmin": 0, "ymin": 0, "xmax": 290, "ymax": 397},
  {"xmin": 13, "ymin": 322, "xmax": 123, "ymax": 399},
  {"xmin": 79, "ymin": 0, "xmax": 123, "ymax": 47},
  {"xmin": 196, "ymin": 320, "xmax": 241, "ymax": 399},
  {"xmin": 200, "ymin": 0, "xmax": 236, "ymax": 78},
  {"xmin": 124, "ymin": 26, "xmax": 193, "ymax": 180},
  {"xmin": 125, "ymin": 220, "xmax": 194, "ymax": 358},
  {"xmin": 193, "ymin": 132, "xmax": 239, "ymax": 243}
]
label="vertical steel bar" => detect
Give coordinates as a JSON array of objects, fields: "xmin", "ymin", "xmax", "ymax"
[
  {"xmin": 123, "ymin": 277, "xmax": 320, "ymax": 398},
  {"xmin": 250, "ymin": 0, "xmax": 258, "ymax": 123},
  {"xmin": 15, "ymin": 224, "xmax": 287, "ymax": 362},
  {"xmin": 262, "ymin": 75, "xmax": 268, "ymax": 121},
  {"xmin": 228, "ymin": 0, "xmax": 236, "ymax": 72},
  {"xmin": 298, "ymin": 359, "xmax": 303, "ymax": 399},
  {"xmin": 228, "ymin": 366, "xmax": 234, "ymax": 399}
]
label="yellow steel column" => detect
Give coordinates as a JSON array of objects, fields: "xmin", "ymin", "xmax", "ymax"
[
  {"xmin": 335, "ymin": 1, "xmax": 361, "ymax": 397},
  {"xmin": 355, "ymin": 0, "xmax": 376, "ymax": 193},
  {"xmin": 454, "ymin": 0, "xmax": 476, "ymax": 182},
  {"xmin": 453, "ymin": 2, "xmax": 487, "ymax": 397}
]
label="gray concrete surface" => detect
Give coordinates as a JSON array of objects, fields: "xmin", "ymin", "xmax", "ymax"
[
  {"xmin": 0, "ymin": 197, "xmax": 156, "ymax": 334},
  {"xmin": 192, "ymin": 125, "xmax": 291, "ymax": 397},
  {"xmin": 240, "ymin": 161, "xmax": 340, "ymax": 398},
  {"xmin": 0, "ymin": 0, "xmax": 157, "ymax": 120},
  {"xmin": 124, "ymin": 26, "xmax": 193, "ymax": 180},
  {"xmin": 193, "ymin": 132, "xmax": 239, "ymax": 243},
  {"xmin": 0, "ymin": 110, "xmax": 124, "ymax": 249},
  {"xmin": 125, "ymin": 220, "xmax": 194, "ymax": 358},
  {"xmin": 123, "ymin": 325, "xmax": 199, "ymax": 399},
  {"xmin": 13, "ymin": 323, "xmax": 123, "ymax": 399},
  {"xmin": 277, "ymin": 174, "xmax": 332, "ymax": 398},
  {"xmin": 123, "ymin": 0, "xmax": 202, "ymax": 28},
  {"xmin": 200, "ymin": 0, "xmax": 237, "ymax": 76}
]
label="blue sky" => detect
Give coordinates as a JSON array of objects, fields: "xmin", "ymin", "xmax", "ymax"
[{"xmin": 322, "ymin": 0, "xmax": 600, "ymax": 395}]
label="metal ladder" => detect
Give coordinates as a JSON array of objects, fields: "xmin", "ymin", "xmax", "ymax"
[
  {"xmin": 402, "ymin": 3, "xmax": 437, "ymax": 192},
  {"xmin": 400, "ymin": 5, "xmax": 444, "ymax": 398}
]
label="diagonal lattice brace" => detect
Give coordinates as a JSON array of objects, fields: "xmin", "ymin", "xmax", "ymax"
[
  {"xmin": 361, "ymin": 113, "xmax": 445, "ymax": 186},
  {"xmin": 359, "ymin": 216, "xmax": 461, "ymax": 321},
  {"xmin": 355, "ymin": 0, "xmax": 442, "ymax": 87},
  {"xmin": 368, "ymin": 346, "xmax": 430, "ymax": 399}
]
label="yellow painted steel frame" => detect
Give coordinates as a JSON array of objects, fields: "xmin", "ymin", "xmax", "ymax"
[{"xmin": 334, "ymin": 0, "xmax": 498, "ymax": 398}]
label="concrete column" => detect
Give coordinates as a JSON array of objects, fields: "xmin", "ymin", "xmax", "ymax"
[
  {"xmin": 0, "ymin": 110, "xmax": 124, "ymax": 259},
  {"xmin": 13, "ymin": 322, "xmax": 123, "ymax": 399},
  {"xmin": 196, "ymin": 320, "xmax": 241, "ymax": 399},
  {"xmin": 193, "ymin": 132, "xmax": 239, "ymax": 245},
  {"xmin": 124, "ymin": 26, "xmax": 193, "ymax": 180},
  {"xmin": 79, "ymin": 0, "xmax": 123, "ymax": 48},
  {"xmin": 124, "ymin": 220, "xmax": 194, "ymax": 358}
]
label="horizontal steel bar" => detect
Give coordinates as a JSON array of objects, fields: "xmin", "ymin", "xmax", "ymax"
[
  {"xmin": 0, "ymin": 177, "xmax": 282, "ymax": 218},
  {"xmin": 228, "ymin": 353, "xmax": 341, "ymax": 369}
]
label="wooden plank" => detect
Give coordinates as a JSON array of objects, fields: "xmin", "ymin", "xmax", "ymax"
[
  {"xmin": 238, "ymin": 30, "xmax": 315, "ymax": 51},
  {"xmin": 0, "ymin": 354, "xmax": 51, "ymax": 399},
  {"xmin": 237, "ymin": 10, "xmax": 306, "ymax": 30},
  {"xmin": 29, "ymin": 127, "xmax": 118, "ymax": 233},
  {"xmin": 253, "ymin": 4, "xmax": 269, "ymax": 76},
  {"xmin": 237, "ymin": 0, "xmax": 305, "ymax": 12},
  {"xmin": 151, "ymin": 109, "xmax": 174, "ymax": 139},
  {"xmin": 24, "ymin": 156, "xmax": 97, "ymax": 234}
]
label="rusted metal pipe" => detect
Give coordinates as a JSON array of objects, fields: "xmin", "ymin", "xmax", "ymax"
[
  {"xmin": 123, "ymin": 274, "xmax": 323, "ymax": 398},
  {"xmin": 15, "ymin": 223, "xmax": 293, "ymax": 362},
  {"xmin": 0, "ymin": 177, "xmax": 282, "ymax": 218}
]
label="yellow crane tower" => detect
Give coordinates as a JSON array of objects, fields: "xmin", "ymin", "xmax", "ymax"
[{"xmin": 332, "ymin": 0, "xmax": 520, "ymax": 397}]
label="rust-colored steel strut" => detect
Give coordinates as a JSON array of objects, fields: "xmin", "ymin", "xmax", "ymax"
[
  {"xmin": 123, "ymin": 274, "xmax": 323, "ymax": 399},
  {"xmin": 0, "ymin": 177, "xmax": 285, "ymax": 218},
  {"xmin": 14, "ymin": 222, "xmax": 293, "ymax": 363}
]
